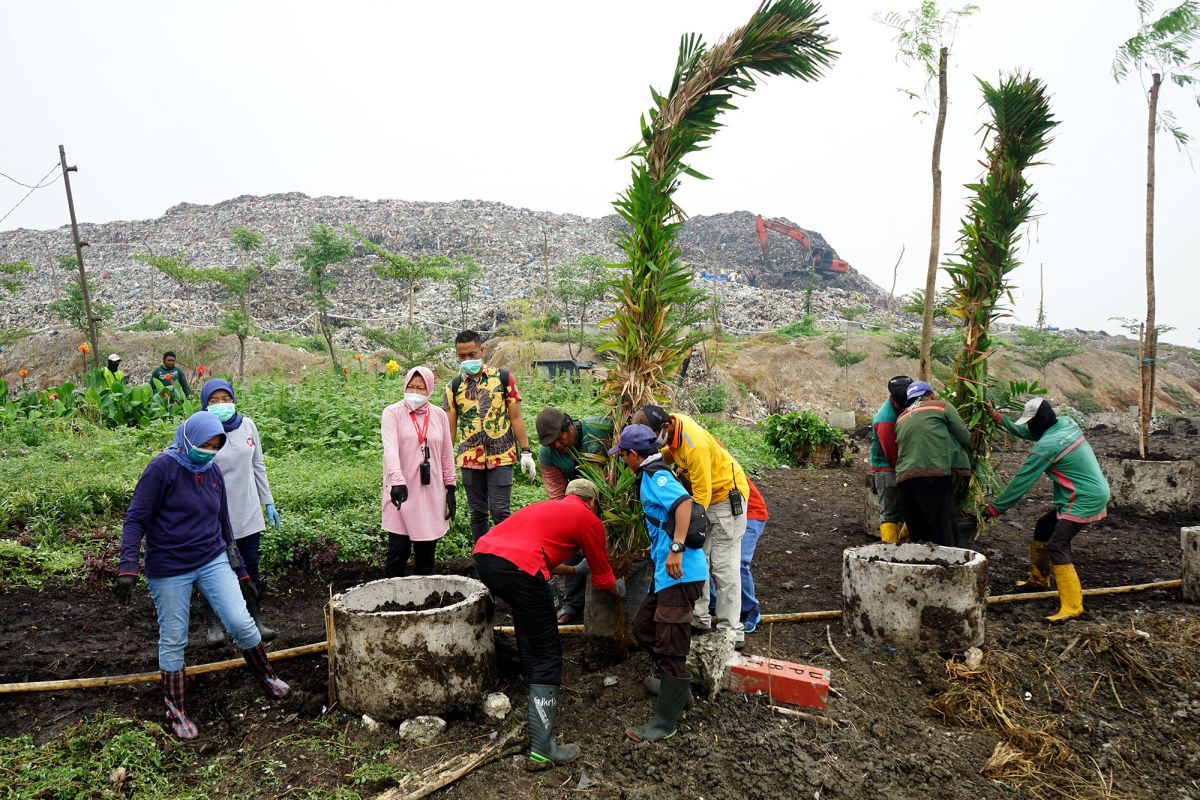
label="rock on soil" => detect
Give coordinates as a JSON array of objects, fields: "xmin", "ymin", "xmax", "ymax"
[
  {"xmin": 687, "ymin": 628, "xmax": 738, "ymax": 701},
  {"xmin": 397, "ymin": 715, "xmax": 446, "ymax": 745}
]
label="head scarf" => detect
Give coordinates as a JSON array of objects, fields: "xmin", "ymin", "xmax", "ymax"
[
  {"xmin": 164, "ymin": 411, "xmax": 227, "ymax": 473},
  {"xmin": 200, "ymin": 378, "xmax": 243, "ymax": 432},
  {"xmin": 1026, "ymin": 400, "xmax": 1058, "ymax": 441},
  {"xmin": 403, "ymin": 366, "xmax": 437, "ymax": 413}
]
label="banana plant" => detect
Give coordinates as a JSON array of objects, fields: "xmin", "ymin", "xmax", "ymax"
[{"xmin": 944, "ymin": 73, "xmax": 1058, "ymax": 522}]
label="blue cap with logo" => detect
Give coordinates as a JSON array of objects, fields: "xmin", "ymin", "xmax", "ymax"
[
  {"xmin": 906, "ymin": 380, "xmax": 934, "ymax": 401},
  {"xmin": 608, "ymin": 423, "xmax": 659, "ymax": 455}
]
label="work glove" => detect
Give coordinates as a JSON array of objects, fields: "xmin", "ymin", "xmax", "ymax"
[
  {"xmin": 390, "ymin": 484, "xmax": 408, "ymax": 509},
  {"xmin": 985, "ymin": 403, "xmax": 1003, "ymax": 424},
  {"xmin": 574, "ymin": 558, "xmax": 590, "ymax": 576},
  {"xmin": 519, "ymin": 450, "xmax": 537, "ymax": 482},
  {"xmin": 265, "ymin": 503, "xmax": 280, "ymax": 530},
  {"xmin": 983, "ymin": 503, "xmax": 1000, "ymax": 519},
  {"xmin": 240, "ymin": 576, "xmax": 258, "ymax": 604},
  {"xmin": 115, "ymin": 574, "xmax": 137, "ymax": 605},
  {"xmin": 445, "ymin": 485, "xmax": 457, "ymax": 520}
]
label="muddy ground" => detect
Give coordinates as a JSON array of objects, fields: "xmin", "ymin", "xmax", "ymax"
[{"xmin": 1, "ymin": 427, "xmax": 1198, "ymax": 799}]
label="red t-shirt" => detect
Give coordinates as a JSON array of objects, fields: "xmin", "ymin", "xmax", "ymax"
[
  {"xmin": 746, "ymin": 479, "xmax": 769, "ymax": 522},
  {"xmin": 473, "ymin": 495, "xmax": 617, "ymax": 590}
]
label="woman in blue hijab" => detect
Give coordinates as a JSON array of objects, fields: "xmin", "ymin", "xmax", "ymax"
[
  {"xmin": 117, "ymin": 410, "xmax": 290, "ymax": 740},
  {"xmin": 199, "ymin": 378, "xmax": 281, "ymax": 644}
]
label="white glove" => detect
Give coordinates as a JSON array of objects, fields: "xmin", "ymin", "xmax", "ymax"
[{"xmin": 520, "ymin": 451, "xmax": 537, "ymax": 481}]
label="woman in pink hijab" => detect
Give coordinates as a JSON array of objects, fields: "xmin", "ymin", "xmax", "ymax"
[{"xmin": 381, "ymin": 366, "xmax": 457, "ymax": 576}]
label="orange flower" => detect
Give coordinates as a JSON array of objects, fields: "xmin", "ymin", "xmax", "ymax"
[
  {"xmin": 354, "ymin": 354, "xmax": 363, "ymax": 362},
  {"xmin": 19, "ymin": 369, "xmax": 28, "ymax": 378},
  {"xmin": 196, "ymin": 365, "xmax": 205, "ymax": 376},
  {"xmin": 78, "ymin": 343, "xmax": 90, "ymax": 355}
]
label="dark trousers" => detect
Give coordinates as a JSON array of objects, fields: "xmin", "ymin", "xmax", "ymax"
[
  {"xmin": 475, "ymin": 552, "xmax": 561, "ymax": 686},
  {"xmin": 462, "ymin": 465, "xmax": 514, "ymax": 543},
  {"xmin": 386, "ymin": 534, "xmax": 437, "ymax": 578},
  {"xmin": 235, "ymin": 533, "xmax": 261, "ymax": 587},
  {"xmin": 559, "ymin": 552, "xmax": 586, "ymax": 618},
  {"xmin": 633, "ymin": 580, "xmax": 704, "ymax": 679},
  {"xmin": 897, "ymin": 476, "xmax": 955, "ymax": 547},
  {"xmin": 1034, "ymin": 510, "xmax": 1086, "ymax": 565}
]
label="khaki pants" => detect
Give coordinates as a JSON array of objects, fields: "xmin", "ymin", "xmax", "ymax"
[{"xmin": 692, "ymin": 497, "xmax": 748, "ymax": 640}]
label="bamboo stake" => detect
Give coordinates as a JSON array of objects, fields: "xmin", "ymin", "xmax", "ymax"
[
  {"xmin": 0, "ymin": 579, "xmax": 1182, "ymax": 694},
  {"xmin": 325, "ymin": 585, "xmax": 337, "ymax": 707},
  {"xmin": 0, "ymin": 641, "xmax": 329, "ymax": 694},
  {"xmin": 769, "ymin": 704, "xmax": 839, "ymax": 728},
  {"xmin": 374, "ymin": 723, "xmax": 525, "ymax": 800}
]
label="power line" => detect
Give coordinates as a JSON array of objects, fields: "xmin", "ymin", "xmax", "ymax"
[
  {"xmin": 0, "ymin": 164, "xmax": 62, "ymax": 228},
  {"xmin": 0, "ymin": 164, "xmax": 60, "ymax": 190}
]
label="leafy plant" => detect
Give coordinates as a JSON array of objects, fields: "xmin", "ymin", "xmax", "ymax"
[
  {"xmin": 554, "ymin": 254, "xmax": 609, "ymax": 359},
  {"xmin": 899, "ymin": 288, "xmax": 953, "ymax": 319},
  {"xmin": 130, "ymin": 312, "xmax": 169, "ymax": 332},
  {"xmin": 358, "ymin": 326, "xmax": 446, "ymax": 370},
  {"xmin": 443, "ymin": 254, "xmax": 483, "ymax": 331},
  {"xmin": 762, "ymin": 410, "xmax": 844, "ymax": 463},
  {"xmin": 944, "ymin": 73, "xmax": 1058, "ymax": 522},
  {"xmin": 837, "ymin": 304, "xmax": 869, "ymax": 321},
  {"xmin": 49, "ymin": 255, "xmax": 113, "ymax": 340},
  {"xmin": 691, "ymin": 381, "xmax": 730, "ymax": 414},
  {"xmin": 887, "ymin": 329, "xmax": 957, "ymax": 363},
  {"xmin": 778, "ymin": 319, "xmax": 820, "ymax": 338},
  {"xmin": 348, "ymin": 225, "xmax": 450, "ymax": 329}
]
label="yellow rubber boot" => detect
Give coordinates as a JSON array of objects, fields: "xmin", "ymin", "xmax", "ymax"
[
  {"xmin": 897, "ymin": 523, "xmax": 909, "ymax": 543},
  {"xmin": 880, "ymin": 522, "xmax": 899, "ymax": 544},
  {"xmin": 1045, "ymin": 564, "xmax": 1084, "ymax": 623},
  {"xmin": 1015, "ymin": 541, "xmax": 1052, "ymax": 591}
]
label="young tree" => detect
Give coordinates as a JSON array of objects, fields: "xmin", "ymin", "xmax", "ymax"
[
  {"xmin": 828, "ymin": 333, "xmax": 869, "ymax": 402},
  {"xmin": 944, "ymin": 73, "xmax": 1058, "ymax": 522},
  {"xmin": 200, "ymin": 228, "xmax": 280, "ymax": 380},
  {"xmin": 294, "ymin": 224, "xmax": 353, "ymax": 372},
  {"xmin": 1, "ymin": 260, "xmax": 33, "ymax": 345},
  {"xmin": 1113, "ymin": 0, "xmax": 1200, "ymax": 457},
  {"xmin": 50, "ymin": 255, "xmax": 113, "ymax": 342},
  {"xmin": 347, "ymin": 226, "xmax": 449, "ymax": 329},
  {"xmin": 876, "ymin": 1, "xmax": 978, "ymax": 382},
  {"xmin": 1012, "ymin": 327, "xmax": 1084, "ymax": 382},
  {"xmin": 132, "ymin": 252, "xmax": 209, "ymax": 309},
  {"xmin": 554, "ymin": 254, "xmax": 609, "ymax": 358},
  {"xmin": 443, "ymin": 255, "xmax": 482, "ymax": 331},
  {"xmin": 359, "ymin": 325, "xmax": 445, "ymax": 369}
]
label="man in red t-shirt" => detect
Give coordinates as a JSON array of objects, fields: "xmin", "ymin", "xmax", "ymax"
[{"xmin": 474, "ymin": 479, "xmax": 620, "ymax": 771}]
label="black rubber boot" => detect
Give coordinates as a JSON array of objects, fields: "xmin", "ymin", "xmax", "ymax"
[
  {"xmin": 526, "ymin": 684, "xmax": 579, "ymax": 771},
  {"xmin": 627, "ymin": 673, "xmax": 691, "ymax": 742},
  {"xmin": 643, "ymin": 674, "xmax": 692, "ymax": 707},
  {"xmin": 199, "ymin": 593, "xmax": 226, "ymax": 648},
  {"xmin": 247, "ymin": 581, "xmax": 277, "ymax": 643}
]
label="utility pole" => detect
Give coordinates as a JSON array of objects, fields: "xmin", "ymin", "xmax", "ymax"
[{"xmin": 59, "ymin": 145, "xmax": 100, "ymax": 369}]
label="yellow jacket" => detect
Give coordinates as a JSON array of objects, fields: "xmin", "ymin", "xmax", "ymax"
[{"xmin": 663, "ymin": 413, "xmax": 749, "ymax": 509}]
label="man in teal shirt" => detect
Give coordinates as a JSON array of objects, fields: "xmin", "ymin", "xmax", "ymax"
[
  {"xmin": 612, "ymin": 423, "xmax": 707, "ymax": 744},
  {"xmin": 870, "ymin": 376, "xmax": 912, "ymax": 543},
  {"xmin": 150, "ymin": 351, "xmax": 191, "ymax": 396},
  {"xmin": 984, "ymin": 398, "xmax": 1110, "ymax": 623},
  {"xmin": 535, "ymin": 407, "xmax": 614, "ymax": 623}
]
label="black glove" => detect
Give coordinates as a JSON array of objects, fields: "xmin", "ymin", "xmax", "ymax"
[
  {"xmin": 445, "ymin": 485, "xmax": 457, "ymax": 520},
  {"xmin": 390, "ymin": 484, "xmax": 408, "ymax": 509},
  {"xmin": 115, "ymin": 575, "xmax": 136, "ymax": 605},
  {"xmin": 240, "ymin": 577, "xmax": 258, "ymax": 604}
]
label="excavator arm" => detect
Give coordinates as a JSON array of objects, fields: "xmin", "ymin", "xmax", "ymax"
[{"xmin": 754, "ymin": 214, "xmax": 849, "ymax": 273}]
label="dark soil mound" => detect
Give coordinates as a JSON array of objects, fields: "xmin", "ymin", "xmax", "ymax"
[{"xmin": 375, "ymin": 590, "xmax": 465, "ymax": 613}]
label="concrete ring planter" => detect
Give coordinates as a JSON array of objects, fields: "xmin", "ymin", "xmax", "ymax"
[
  {"xmin": 332, "ymin": 576, "xmax": 495, "ymax": 721},
  {"xmin": 842, "ymin": 543, "xmax": 987, "ymax": 652},
  {"xmin": 1184, "ymin": 527, "xmax": 1200, "ymax": 603},
  {"xmin": 1100, "ymin": 458, "xmax": 1196, "ymax": 515}
]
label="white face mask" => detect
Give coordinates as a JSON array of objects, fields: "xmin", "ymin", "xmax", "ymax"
[
  {"xmin": 655, "ymin": 431, "xmax": 669, "ymax": 448},
  {"xmin": 405, "ymin": 392, "xmax": 429, "ymax": 410}
]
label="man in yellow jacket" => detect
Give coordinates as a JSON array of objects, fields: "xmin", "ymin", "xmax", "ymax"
[{"xmin": 633, "ymin": 406, "xmax": 750, "ymax": 647}]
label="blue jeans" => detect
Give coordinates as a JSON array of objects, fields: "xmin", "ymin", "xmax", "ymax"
[
  {"xmin": 709, "ymin": 518, "xmax": 765, "ymax": 632},
  {"xmin": 147, "ymin": 553, "xmax": 260, "ymax": 671}
]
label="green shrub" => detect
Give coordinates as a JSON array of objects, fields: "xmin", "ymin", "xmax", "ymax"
[
  {"xmin": 1065, "ymin": 390, "xmax": 1102, "ymax": 414},
  {"xmin": 692, "ymin": 382, "xmax": 730, "ymax": 413},
  {"xmin": 130, "ymin": 312, "xmax": 169, "ymax": 331},
  {"xmin": 761, "ymin": 411, "xmax": 844, "ymax": 463},
  {"xmin": 1065, "ymin": 364, "xmax": 1093, "ymax": 388},
  {"xmin": 778, "ymin": 320, "xmax": 818, "ymax": 338}
]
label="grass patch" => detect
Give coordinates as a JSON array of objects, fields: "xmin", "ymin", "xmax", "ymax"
[
  {"xmin": 1065, "ymin": 364, "xmax": 1093, "ymax": 388},
  {"xmin": 1065, "ymin": 390, "xmax": 1102, "ymax": 414}
]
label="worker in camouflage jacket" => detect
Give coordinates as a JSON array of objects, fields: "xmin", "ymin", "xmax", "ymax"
[{"xmin": 984, "ymin": 398, "xmax": 1111, "ymax": 623}]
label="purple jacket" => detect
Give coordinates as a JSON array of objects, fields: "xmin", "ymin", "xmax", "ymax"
[{"xmin": 120, "ymin": 453, "xmax": 243, "ymax": 579}]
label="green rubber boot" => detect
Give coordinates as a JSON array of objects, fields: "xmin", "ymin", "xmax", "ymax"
[
  {"xmin": 526, "ymin": 684, "xmax": 579, "ymax": 771},
  {"xmin": 627, "ymin": 673, "xmax": 691, "ymax": 743},
  {"xmin": 644, "ymin": 675, "xmax": 692, "ymax": 707}
]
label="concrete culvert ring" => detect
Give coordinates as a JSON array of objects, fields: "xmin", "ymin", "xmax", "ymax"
[
  {"xmin": 332, "ymin": 576, "xmax": 496, "ymax": 721},
  {"xmin": 842, "ymin": 543, "xmax": 987, "ymax": 652}
]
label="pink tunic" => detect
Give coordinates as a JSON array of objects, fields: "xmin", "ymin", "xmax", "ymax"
[{"xmin": 381, "ymin": 396, "xmax": 456, "ymax": 541}]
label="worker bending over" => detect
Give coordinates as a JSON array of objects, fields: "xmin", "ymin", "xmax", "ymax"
[
  {"xmin": 984, "ymin": 399, "xmax": 1111, "ymax": 623},
  {"xmin": 871, "ymin": 375, "xmax": 912, "ymax": 543},
  {"xmin": 894, "ymin": 382, "xmax": 971, "ymax": 547}
]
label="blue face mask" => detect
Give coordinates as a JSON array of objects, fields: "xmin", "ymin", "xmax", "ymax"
[
  {"xmin": 188, "ymin": 446, "xmax": 219, "ymax": 464},
  {"xmin": 208, "ymin": 402, "xmax": 236, "ymax": 422},
  {"xmin": 460, "ymin": 359, "xmax": 483, "ymax": 375}
]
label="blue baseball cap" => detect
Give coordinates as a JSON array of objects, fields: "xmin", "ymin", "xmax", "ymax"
[
  {"xmin": 906, "ymin": 380, "xmax": 934, "ymax": 400},
  {"xmin": 608, "ymin": 423, "xmax": 659, "ymax": 455}
]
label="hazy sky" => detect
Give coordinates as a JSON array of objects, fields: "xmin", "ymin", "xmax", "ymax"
[{"xmin": 2, "ymin": 1, "xmax": 1197, "ymax": 344}]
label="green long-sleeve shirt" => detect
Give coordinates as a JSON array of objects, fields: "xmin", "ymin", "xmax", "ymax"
[
  {"xmin": 895, "ymin": 398, "xmax": 972, "ymax": 482},
  {"xmin": 151, "ymin": 366, "xmax": 191, "ymax": 396},
  {"xmin": 991, "ymin": 416, "xmax": 1110, "ymax": 522}
]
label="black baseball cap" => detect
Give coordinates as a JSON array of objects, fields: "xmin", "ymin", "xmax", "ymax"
[{"xmin": 631, "ymin": 405, "xmax": 671, "ymax": 433}]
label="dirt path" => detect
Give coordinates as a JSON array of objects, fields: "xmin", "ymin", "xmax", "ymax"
[{"xmin": 2, "ymin": 431, "xmax": 1197, "ymax": 798}]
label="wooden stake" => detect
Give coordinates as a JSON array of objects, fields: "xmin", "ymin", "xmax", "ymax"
[
  {"xmin": 769, "ymin": 705, "xmax": 839, "ymax": 728},
  {"xmin": 373, "ymin": 723, "xmax": 525, "ymax": 800}
]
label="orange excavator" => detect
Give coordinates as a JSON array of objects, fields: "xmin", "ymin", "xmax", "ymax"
[{"xmin": 755, "ymin": 214, "xmax": 849, "ymax": 274}]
